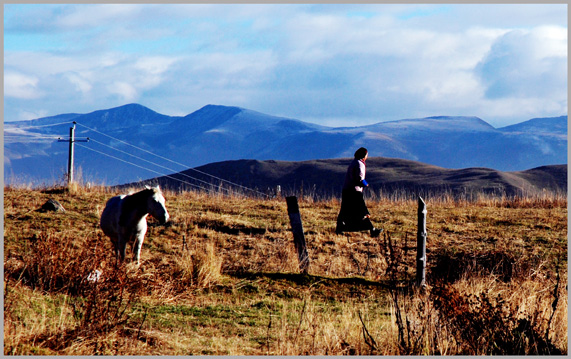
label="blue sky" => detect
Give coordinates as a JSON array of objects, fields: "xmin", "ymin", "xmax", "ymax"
[{"xmin": 4, "ymin": 3, "xmax": 567, "ymax": 127}]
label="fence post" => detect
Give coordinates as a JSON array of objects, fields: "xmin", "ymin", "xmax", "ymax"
[
  {"xmin": 285, "ymin": 196, "xmax": 310, "ymax": 274},
  {"xmin": 416, "ymin": 196, "xmax": 427, "ymax": 287}
]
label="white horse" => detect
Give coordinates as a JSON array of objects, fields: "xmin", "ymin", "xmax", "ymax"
[{"xmin": 100, "ymin": 185, "xmax": 169, "ymax": 265}]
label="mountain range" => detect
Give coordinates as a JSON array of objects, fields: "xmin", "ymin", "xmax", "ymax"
[{"xmin": 4, "ymin": 103, "xmax": 567, "ymax": 187}]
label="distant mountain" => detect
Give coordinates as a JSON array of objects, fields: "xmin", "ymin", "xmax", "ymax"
[
  {"xmin": 4, "ymin": 103, "xmax": 567, "ymax": 186},
  {"xmin": 4, "ymin": 104, "xmax": 183, "ymax": 185},
  {"xmin": 130, "ymin": 157, "xmax": 568, "ymax": 199},
  {"xmin": 499, "ymin": 116, "xmax": 567, "ymax": 135}
]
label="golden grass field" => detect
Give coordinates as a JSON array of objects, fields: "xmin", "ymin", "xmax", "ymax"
[{"xmin": 3, "ymin": 185, "xmax": 568, "ymax": 355}]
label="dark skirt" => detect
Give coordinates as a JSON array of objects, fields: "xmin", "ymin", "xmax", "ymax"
[{"xmin": 336, "ymin": 189, "xmax": 374, "ymax": 232}]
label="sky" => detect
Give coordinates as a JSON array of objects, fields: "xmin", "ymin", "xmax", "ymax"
[{"xmin": 3, "ymin": 3, "xmax": 568, "ymax": 128}]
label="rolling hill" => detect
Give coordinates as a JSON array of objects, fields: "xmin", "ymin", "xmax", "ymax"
[{"xmin": 131, "ymin": 157, "xmax": 568, "ymax": 199}]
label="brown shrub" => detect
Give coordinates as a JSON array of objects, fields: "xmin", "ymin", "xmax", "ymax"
[
  {"xmin": 4, "ymin": 229, "xmax": 151, "ymax": 353},
  {"xmin": 429, "ymin": 249, "xmax": 538, "ymax": 283},
  {"xmin": 432, "ymin": 284, "xmax": 562, "ymax": 355}
]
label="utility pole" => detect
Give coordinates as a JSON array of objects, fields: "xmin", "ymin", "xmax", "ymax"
[{"xmin": 58, "ymin": 121, "xmax": 89, "ymax": 185}]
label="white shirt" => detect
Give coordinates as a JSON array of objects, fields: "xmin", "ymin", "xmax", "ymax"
[{"xmin": 343, "ymin": 158, "xmax": 366, "ymax": 192}]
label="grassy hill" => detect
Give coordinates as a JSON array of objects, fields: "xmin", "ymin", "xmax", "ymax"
[
  {"xmin": 136, "ymin": 157, "xmax": 567, "ymax": 200},
  {"xmin": 4, "ymin": 185, "xmax": 567, "ymax": 355}
]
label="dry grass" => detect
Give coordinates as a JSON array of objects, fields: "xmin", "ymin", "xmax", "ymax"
[{"xmin": 3, "ymin": 185, "xmax": 567, "ymax": 355}]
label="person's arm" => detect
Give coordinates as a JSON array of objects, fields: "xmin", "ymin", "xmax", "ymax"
[{"xmin": 356, "ymin": 161, "xmax": 368, "ymax": 187}]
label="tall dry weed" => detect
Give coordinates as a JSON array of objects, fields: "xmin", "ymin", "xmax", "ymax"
[
  {"xmin": 267, "ymin": 298, "xmax": 390, "ymax": 355},
  {"xmin": 169, "ymin": 240, "xmax": 223, "ymax": 289},
  {"xmin": 4, "ymin": 185, "xmax": 567, "ymax": 355},
  {"xmin": 194, "ymin": 242, "xmax": 223, "ymax": 287},
  {"xmin": 4, "ymin": 227, "xmax": 151, "ymax": 354},
  {"xmin": 432, "ymin": 277, "xmax": 564, "ymax": 355},
  {"xmin": 5, "ymin": 230, "xmax": 105, "ymax": 295},
  {"xmin": 377, "ymin": 225, "xmax": 566, "ymax": 355}
]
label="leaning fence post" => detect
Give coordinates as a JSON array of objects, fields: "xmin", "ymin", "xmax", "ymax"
[
  {"xmin": 416, "ymin": 196, "xmax": 427, "ymax": 287},
  {"xmin": 285, "ymin": 196, "xmax": 310, "ymax": 274}
]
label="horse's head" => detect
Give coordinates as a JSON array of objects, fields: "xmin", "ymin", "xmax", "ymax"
[{"xmin": 146, "ymin": 185, "xmax": 169, "ymax": 224}]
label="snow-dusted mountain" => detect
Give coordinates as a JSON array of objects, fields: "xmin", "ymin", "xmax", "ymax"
[{"xmin": 4, "ymin": 103, "xmax": 567, "ymax": 186}]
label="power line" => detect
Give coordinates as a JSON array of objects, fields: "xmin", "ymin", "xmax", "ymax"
[
  {"xmin": 74, "ymin": 121, "xmax": 269, "ymax": 197},
  {"xmin": 75, "ymin": 143, "xmax": 211, "ymax": 193},
  {"xmin": 5, "ymin": 135, "xmax": 62, "ymax": 141},
  {"xmin": 5, "ymin": 121, "xmax": 74, "ymax": 130},
  {"xmin": 7, "ymin": 119, "xmax": 270, "ymax": 197},
  {"xmin": 5, "ymin": 121, "xmax": 74, "ymax": 142},
  {"xmin": 88, "ymin": 138, "xmax": 234, "ymax": 192},
  {"xmin": 5, "ymin": 134, "xmax": 60, "ymax": 138},
  {"xmin": 74, "ymin": 121, "xmax": 267, "ymax": 196},
  {"xmin": 76, "ymin": 142, "xmax": 249, "ymax": 197}
]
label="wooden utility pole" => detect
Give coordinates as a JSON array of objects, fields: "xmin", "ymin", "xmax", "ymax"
[
  {"xmin": 416, "ymin": 196, "xmax": 427, "ymax": 287},
  {"xmin": 58, "ymin": 121, "xmax": 88, "ymax": 185},
  {"xmin": 285, "ymin": 196, "xmax": 310, "ymax": 274}
]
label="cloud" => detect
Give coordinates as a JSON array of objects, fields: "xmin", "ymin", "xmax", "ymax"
[
  {"xmin": 4, "ymin": 71, "xmax": 42, "ymax": 99},
  {"xmin": 260, "ymin": 15, "xmax": 499, "ymax": 121},
  {"xmin": 477, "ymin": 26, "xmax": 567, "ymax": 100},
  {"xmin": 3, "ymin": 4, "xmax": 567, "ymax": 127},
  {"xmin": 107, "ymin": 81, "xmax": 138, "ymax": 102},
  {"xmin": 65, "ymin": 72, "xmax": 93, "ymax": 94},
  {"xmin": 56, "ymin": 4, "xmax": 142, "ymax": 29},
  {"xmin": 135, "ymin": 57, "xmax": 178, "ymax": 75},
  {"xmin": 5, "ymin": 4, "xmax": 142, "ymax": 32},
  {"xmin": 132, "ymin": 56, "xmax": 181, "ymax": 90}
]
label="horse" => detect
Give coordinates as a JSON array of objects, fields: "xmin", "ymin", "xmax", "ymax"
[{"xmin": 100, "ymin": 185, "xmax": 169, "ymax": 265}]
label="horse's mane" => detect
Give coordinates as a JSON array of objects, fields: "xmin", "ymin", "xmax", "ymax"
[{"xmin": 126, "ymin": 187, "xmax": 156, "ymax": 201}]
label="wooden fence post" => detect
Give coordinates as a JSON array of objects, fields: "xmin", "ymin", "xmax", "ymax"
[
  {"xmin": 286, "ymin": 196, "xmax": 310, "ymax": 274},
  {"xmin": 416, "ymin": 196, "xmax": 427, "ymax": 287}
]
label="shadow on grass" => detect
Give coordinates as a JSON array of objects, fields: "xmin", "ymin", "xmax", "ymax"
[{"xmin": 226, "ymin": 270, "xmax": 415, "ymax": 292}]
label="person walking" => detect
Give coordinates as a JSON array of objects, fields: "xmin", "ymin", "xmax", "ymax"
[{"xmin": 336, "ymin": 147, "xmax": 382, "ymax": 237}]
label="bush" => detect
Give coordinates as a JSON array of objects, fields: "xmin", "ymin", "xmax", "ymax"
[
  {"xmin": 432, "ymin": 284, "xmax": 562, "ymax": 355},
  {"xmin": 5, "ymin": 230, "xmax": 151, "ymax": 353}
]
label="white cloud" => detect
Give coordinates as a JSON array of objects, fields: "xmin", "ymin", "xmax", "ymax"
[
  {"xmin": 530, "ymin": 25, "xmax": 567, "ymax": 59},
  {"xmin": 5, "ymin": 51, "xmax": 100, "ymax": 77},
  {"xmin": 4, "ymin": 50, "xmax": 183, "ymax": 108},
  {"xmin": 181, "ymin": 50, "xmax": 277, "ymax": 89},
  {"xmin": 132, "ymin": 56, "xmax": 180, "ymax": 90},
  {"xmin": 65, "ymin": 72, "xmax": 93, "ymax": 94},
  {"xmin": 134, "ymin": 56, "xmax": 177, "ymax": 75},
  {"xmin": 3, "ymin": 4, "xmax": 567, "ymax": 127},
  {"xmin": 477, "ymin": 26, "xmax": 567, "ymax": 101},
  {"xmin": 4, "ymin": 71, "xmax": 42, "ymax": 99},
  {"xmin": 107, "ymin": 81, "xmax": 138, "ymax": 102},
  {"xmin": 56, "ymin": 4, "xmax": 142, "ymax": 29}
]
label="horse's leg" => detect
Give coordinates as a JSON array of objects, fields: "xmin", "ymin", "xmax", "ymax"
[
  {"xmin": 133, "ymin": 234, "xmax": 144, "ymax": 266},
  {"xmin": 110, "ymin": 236, "xmax": 120, "ymax": 266},
  {"xmin": 133, "ymin": 228, "xmax": 147, "ymax": 265},
  {"xmin": 132, "ymin": 221, "xmax": 148, "ymax": 266},
  {"xmin": 117, "ymin": 233, "xmax": 128, "ymax": 264}
]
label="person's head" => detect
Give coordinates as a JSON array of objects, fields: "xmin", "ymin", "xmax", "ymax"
[{"xmin": 354, "ymin": 147, "xmax": 368, "ymax": 160}]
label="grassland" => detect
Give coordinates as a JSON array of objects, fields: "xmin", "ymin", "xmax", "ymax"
[{"xmin": 3, "ymin": 185, "xmax": 567, "ymax": 355}]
